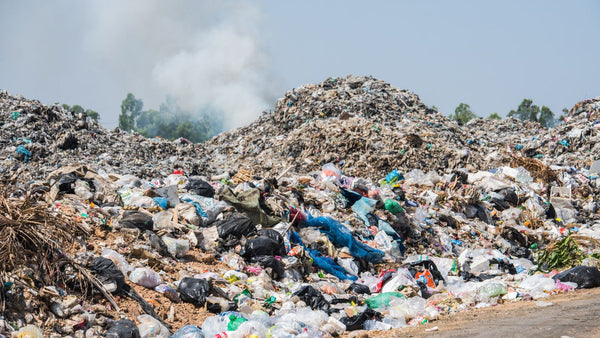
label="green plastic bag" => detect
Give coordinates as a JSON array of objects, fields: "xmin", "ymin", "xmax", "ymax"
[
  {"xmin": 384, "ymin": 199, "xmax": 404, "ymax": 214},
  {"xmin": 364, "ymin": 292, "xmax": 406, "ymax": 309},
  {"xmin": 227, "ymin": 315, "xmax": 247, "ymax": 331}
]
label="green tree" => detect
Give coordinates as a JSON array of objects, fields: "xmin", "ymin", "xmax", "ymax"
[
  {"xmin": 70, "ymin": 104, "xmax": 84, "ymax": 115},
  {"xmin": 488, "ymin": 112, "xmax": 501, "ymax": 120},
  {"xmin": 508, "ymin": 99, "xmax": 555, "ymax": 127},
  {"xmin": 119, "ymin": 93, "xmax": 143, "ymax": 131},
  {"xmin": 538, "ymin": 105, "xmax": 555, "ymax": 128},
  {"xmin": 508, "ymin": 99, "xmax": 539, "ymax": 122},
  {"xmin": 120, "ymin": 93, "xmax": 222, "ymax": 142},
  {"xmin": 451, "ymin": 103, "xmax": 477, "ymax": 125},
  {"xmin": 85, "ymin": 109, "xmax": 99, "ymax": 122}
]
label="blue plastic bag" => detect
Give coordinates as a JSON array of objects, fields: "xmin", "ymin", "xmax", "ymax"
[
  {"xmin": 301, "ymin": 214, "xmax": 384, "ymax": 262},
  {"xmin": 172, "ymin": 325, "xmax": 204, "ymax": 338},
  {"xmin": 290, "ymin": 231, "xmax": 357, "ymax": 281},
  {"xmin": 351, "ymin": 197, "xmax": 377, "ymax": 225}
]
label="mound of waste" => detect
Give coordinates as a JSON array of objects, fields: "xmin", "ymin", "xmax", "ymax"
[
  {"xmin": 0, "ymin": 90, "xmax": 210, "ymax": 182},
  {"xmin": 1, "ymin": 80, "xmax": 600, "ymax": 337},
  {"xmin": 201, "ymin": 75, "xmax": 497, "ymax": 181}
]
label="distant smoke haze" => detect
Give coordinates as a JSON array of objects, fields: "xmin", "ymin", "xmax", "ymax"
[{"xmin": 0, "ymin": 1, "xmax": 278, "ymax": 129}]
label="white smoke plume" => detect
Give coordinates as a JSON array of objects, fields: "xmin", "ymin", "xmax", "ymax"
[{"xmin": 84, "ymin": 0, "xmax": 275, "ymax": 129}]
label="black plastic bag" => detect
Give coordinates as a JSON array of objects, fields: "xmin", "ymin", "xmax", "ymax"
[
  {"xmin": 56, "ymin": 174, "xmax": 77, "ymax": 194},
  {"xmin": 293, "ymin": 285, "xmax": 330, "ymax": 312},
  {"xmin": 185, "ymin": 179, "xmax": 215, "ymax": 198},
  {"xmin": 346, "ymin": 283, "xmax": 371, "ymax": 295},
  {"xmin": 251, "ymin": 255, "xmax": 284, "ymax": 281},
  {"xmin": 244, "ymin": 236, "xmax": 282, "ymax": 258},
  {"xmin": 104, "ymin": 319, "xmax": 141, "ymax": 338},
  {"xmin": 553, "ymin": 266, "xmax": 600, "ymax": 289},
  {"xmin": 340, "ymin": 308, "xmax": 382, "ymax": 331},
  {"xmin": 489, "ymin": 258, "xmax": 517, "ymax": 275},
  {"xmin": 178, "ymin": 277, "xmax": 211, "ymax": 306},
  {"xmin": 90, "ymin": 257, "xmax": 126, "ymax": 293},
  {"xmin": 258, "ymin": 229, "xmax": 286, "ymax": 256},
  {"xmin": 120, "ymin": 210, "xmax": 153, "ymax": 231},
  {"xmin": 216, "ymin": 213, "xmax": 256, "ymax": 241}
]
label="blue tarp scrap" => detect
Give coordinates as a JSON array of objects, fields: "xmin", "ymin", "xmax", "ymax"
[
  {"xmin": 301, "ymin": 214, "xmax": 385, "ymax": 262},
  {"xmin": 290, "ymin": 231, "xmax": 357, "ymax": 281}
]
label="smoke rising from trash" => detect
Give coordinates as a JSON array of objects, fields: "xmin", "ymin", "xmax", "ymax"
[
  {"xmin": 0, "ymin": 1, "xmax": 276, "ymax": 130},
  {"xmin": 85, "ymin": 0, "xmax": 276, "ymax": 129}
]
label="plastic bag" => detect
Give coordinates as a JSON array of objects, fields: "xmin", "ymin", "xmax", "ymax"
[
  {"xmin": 120, "ymin": 210, "xmax": 154, "ymax": 231},
  {"xmin": 178, "ymin": 277, "xmax": 211, "ymax": 306},
  {"xmin": 243, "ymin": 236, "xmax": 281, "ymax": 258},
  {"xmin": 129, "ymin": 268, "xmax": 162, "ymax": 289},
  {"xmin": 250, "ymin": 255, "xmax": 284, "ymax": 281},
  {"xmin": 300, "ymin": 214, "xmax": 384, "ymax": 262},
  {"xmin": 381, "ymin": 268, "xmax": 416, "ymax": 293},
  {"xmin": 365, "ymin": 292, "xmax": 406, "ymax": 309},
  {"xmin": 162, "ymin": 236, "xmax": 190, "ymax": 258},
  {"xmin": 102, "ymin": 248, "xmax": 132, "ymax": 275},
  {"xmin": 389, "ymin": 296, "xmax": 427, "ymax": 320},
  {"xmin": 137, "ymin": 314, "xmax": 169, "ymax": 338},
  {"xmin": 293, "ymin": 285, "xmax": 330, "ymax": 312},
  {"xmin": 105, "ymin": 319, "xmax": 140, "ymax": 338},
  {"xmin": 90, "ymin": 257, "xmax": 126, "ymax": 293},
  {"xmin": 384, "ymin": 198, "xmax": 404, "ymax": 214},
  {"xmin": 171, "ymin": 325, "xmax": 203, "ymax": 338},
  {"xmin": 553, "ymin": 266, "xmax": 600, "ymax": 289},
  {"xmin": 201, "ymin": 315, "xmax": 228, "ymax": 338},
  {"xmin": 340, "ymin": 308, "xmax": 382, "ymax": 331},
  {"xmin": 180, "ymin": 193, "xmax": 229, "ymax": 225},
  {"xmin": 185, "ymin": 179, "xmax": 215, "ymax": 198},
  {"xmin": 14, "ymin": 325, "xmax": 43, "ymax": 338},
  {"xmin": 176, "ymin": 203, "xmax": 201, "ymax": 226},
  {"xmin": 216, "ymin": 213, "xmax": 256, "ymax": 247},
  {"xmin": 347, "ymin": 282, "xmax": 371, "ymax": 295},
  {"xmin": 319, "ymin": 163, "xmax": 341, "ymax": 181}
]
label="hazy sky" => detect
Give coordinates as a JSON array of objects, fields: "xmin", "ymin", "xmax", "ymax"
[{"xmin": 1, "ymin": 1, "xmax": 599, "ymax": 128}]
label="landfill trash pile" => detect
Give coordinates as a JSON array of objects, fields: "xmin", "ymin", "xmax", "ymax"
[
  {"xmin": 201, "ymin": 75, "xmax": 495, "ymax": 181},
  {"xmin": 0, "ymin": 90, "xmax": 210, "ymax": 182},
  {"xmin": 1, "ymin": 81, "xmax": 600, "ymax": 337}
]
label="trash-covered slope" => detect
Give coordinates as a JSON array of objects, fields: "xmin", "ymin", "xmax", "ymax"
[
  {"xmin": 0, "ymin": 90, "xmax": 210, "ymax": 182},
  {"xmin": 201, "ymin": 75, "xmax": 498, "ymax": 181},
  {"xmin": 2, "ymin": 80, "xmax": 600, "ymax": 338}
]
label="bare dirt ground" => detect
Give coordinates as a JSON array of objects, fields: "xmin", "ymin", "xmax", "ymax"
[{"xmin": 379, "ymin": 287, "xmax": 600, "ymax": 338}]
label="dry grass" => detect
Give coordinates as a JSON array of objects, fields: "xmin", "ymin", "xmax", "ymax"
[{"xmin": 0, "ymin": 186, "xmax": 105, "ymax": 312}]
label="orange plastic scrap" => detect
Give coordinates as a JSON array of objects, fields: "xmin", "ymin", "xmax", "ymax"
[{"xmin": 415, "ymin": 269, "xmax": 436, "ymax": 288}]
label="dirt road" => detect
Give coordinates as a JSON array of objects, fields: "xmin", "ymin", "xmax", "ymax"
[{"xmin": 379, "ymin": 288, "xmax": 600, "ymax": 338}]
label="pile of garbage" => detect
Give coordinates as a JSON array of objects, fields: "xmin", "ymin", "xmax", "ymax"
[
  {"xmin": 1, "ymin": 80, "xmax": 600, "ymax": 337},
  {"xmin": 0, "ymin": 90, "xmax": 210, "ymax": 182},
  {"xmin": 201, "ymin": 75, "xmax": 492, "ymax": 181}
]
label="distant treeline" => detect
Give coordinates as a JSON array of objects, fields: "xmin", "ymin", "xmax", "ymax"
[
  {"xmin": 448, "ymin": 98, "xmax": 566, "ymax": 127},
  {"xmin": 118, "ymin": 93, "xmax": 223, "ymax": 143}
]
